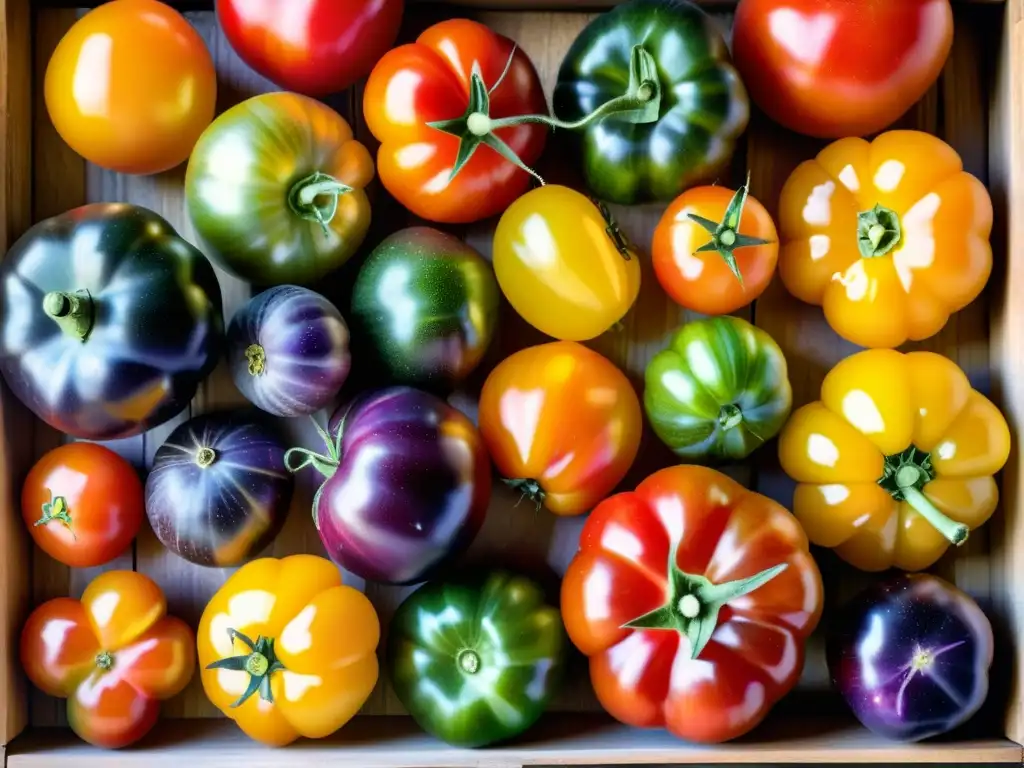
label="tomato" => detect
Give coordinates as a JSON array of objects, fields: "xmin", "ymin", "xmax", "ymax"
[
  {"xmin": 478, "ymin": 342, "xmax": 642, "ymax": 516},
  {"xmin": 364, "ymin": 19, "xmax": 548, "ymax": 224},
  {"xmin": 217, "ymin": 0, "xmax": 403, "ymax": 97},
  {"xmin": 733, "ymin": 0, "xmax": 953, "ymax": 138},
  {"xmin": 22, "ymin": 443, "xmax": 144, "ymax": 568},
  {"xmin": 20, "ymin": 571, "xmax": 195, "ymax": 748},
  {"xmin": 493, "ymin": 186, "xmax": 641, "ymax": 341},
  {"xmin": 652, "ymin": 180, "xmax": 777, "ymax": 315},
  {"xmin": 562, "ymin": 466, "xmax": 823, "ymax": 743},
  {"xmin": 777, "ymin": 131, "xmax": 992, "ymax": 348},
  {"xmin": 198, "ymin": 554, "xmax": 379, "ymax": 746},
  {"xmin": 44, "ymin": 0, "xmax": 217, "ymax": 175}
]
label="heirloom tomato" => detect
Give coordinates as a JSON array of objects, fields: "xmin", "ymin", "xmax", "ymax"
[
  {"xmin": 388, "ymin": 571, "xmax": 567, "ymax": 747},
  {"xmin": 778, "ymin": 131, "xmax": 992, "ymax": 348},
  {"xmin": 217, "ymin": 0, "xmax": 403, "ymax": 96},
  {"xmin": 364, "ymin": 19, "xmax": 547, "ymax": 223},
  {"xmin": 478, "ymin": 342, "xmax": 642, "ymax": 516},
  {"xmin": 22, "ymin": 442, "xmax": 143, "ymax": 568},
  {"xmin": 653, "ymin": 179, "xmax": 777, "ymax": 315},
  {"xmin": 778, "ymin": 349, "xmax": 1010, "ymax": 572},
  {"xmin": 199, "ymin": 555, "xmax": 380, "ymax": 746},
  {"xmin": 733, "ymin": 0, "xmax": 953, "ymax": 139},
  {"xmin": 21, "ymin": 571, "xmax": 195, "ymax": 748},
  {"xmin": 554, "ymin": 0, "xmax": 749, "ymax": 205},
  {"xmin": 562, "ymin": 466, "xmax": 823, "ymax": 743},
  {"xmin": 45, "ymin": 0, "xmax": 216, "ymax": 175},
  {"xmin": 493, "ymin": 186, "xmax": 641, "ymax": 340},
  {"xmin": 645, "ymin": 317, "xmax": 792, "ymax": 462}
]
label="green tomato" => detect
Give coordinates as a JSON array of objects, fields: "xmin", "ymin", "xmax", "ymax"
[
  {"xmin": 644, "ymin": 316, "xmax": 792, "ymax": 461},
  {"xmin": 184, "ymin": 92, "xmax": 374, "ymax": 286},
  {"xmin": 553, "ymin": 0, "xmax": 749, "ymax": 205},
  {"xmin": 351, "ymin": 227, "xmax": 499, "ymax": 390},
  {"xmin": 387, "ymin": 571, "xmax": 566, "ymax": 748}
]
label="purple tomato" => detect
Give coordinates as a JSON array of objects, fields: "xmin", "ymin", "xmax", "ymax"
[
  {"xmin": 285, "ymin": 386, "xmax": 490, "ymax": 585},
  {"xmin": 227, "ymin": 285, "xmax": 351, "ymax": 417},
  {"xmin": 827, "ymin": 573, "xmax": 993, "ymax": 742}
]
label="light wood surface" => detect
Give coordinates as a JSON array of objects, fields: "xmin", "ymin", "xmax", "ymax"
[
  {"xmin": 0, "ymin": 0, "xmax": 34, "ymax": 747},
  {"xmin": 10, "ymin": 0, "xmax": 1024, "ymax": 763},
  {"xmin": 7, "ymin": 714, "xmax": 1024, "ymax": 767},
  {"xmin": 989, "ymin": 0, "xmax": 1024, "ymax": 747}
]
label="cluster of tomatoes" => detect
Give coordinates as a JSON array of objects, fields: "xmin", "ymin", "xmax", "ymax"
[{"xmin": 10, "ymin": 0, "xmax": 1010, "ymax": 756}]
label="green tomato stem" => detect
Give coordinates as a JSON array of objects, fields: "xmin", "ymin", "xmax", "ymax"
[
  {"xmin": 857, "ymin": 204, "xmax": 902, "ymax": 258},
  {"xmin": 35, "ymin": 494, "xmax": 74, "ymax": 534},
  {"xmin": 718, "ymin": 404, "xmax": 743, "ymax": 431},
  {"xmin": 42, "ymin": 290, "xmax": 94, "ymax": 341},
  {"xmin": 288, "ymin": 172, "xmax": 354, "ymax": 237},
  {"xmin": 900, "ymin": 485, "xmax": 969, "ymax": 546},
  {"xmin": 95, "ymin": 651, "xmax": 113, "ymax": 671},
  {"xmin": 879, "ymin": 446, "xmax": 968, "ymax": 546},
  {"xmin": 457, "ymin": 649, "xmax": 481, "ymax": 675}
]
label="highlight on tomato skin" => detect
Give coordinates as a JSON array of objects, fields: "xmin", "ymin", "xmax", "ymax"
[{"xmin": 44, "ymin": 0, "xmax": 217, "ymax": 175}]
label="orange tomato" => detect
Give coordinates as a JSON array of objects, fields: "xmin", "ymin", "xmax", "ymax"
[
  {"xmin": 653, "ymin": 182, "xmax": 778, "ymax": 315},
  {"xmin": 778, "ymin": 130, "xmax": 992, "ymax": 348},
  {"xmin": 45, "ymin": 0, "xmax": 217, "ymax": 175},
  {"xmin": 22, "ymin": 442, "xmax": 144, "ymax": 568},
  {"xmin": 198, "ymin": 554, "xmax": 380, "ymax": 746},
  {"xmin": 20, "ymin": 571, "xmax": 195, "ymax": 748},
  {"xmin": 478, "ymin": 341, "xmax": 642, "ymax": 515}
]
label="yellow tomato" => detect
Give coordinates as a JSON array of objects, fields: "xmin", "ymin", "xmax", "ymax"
[
  {"xmin": 778, "ymin": 350, "xmax": 1010, "ymax": 571},
  {"xmin": 45, "ymin": 0, "xmax": 217, "ymax": 175},
  {"xmin": 778, "ymin": 131, "xmax": 992, "ymax": 348},
  {"xmin": 492, "ymin": 185, "xmax": 641, "ymax": 341},
  {"xmin": 197, "ymin": 555, "xmax": 379, "ymax": 746}
]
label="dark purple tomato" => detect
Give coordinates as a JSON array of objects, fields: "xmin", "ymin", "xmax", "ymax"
[
  {"xmin": 227, "ymin": 285, "xmax": 351, "ymax": 417},
  {"xmin": 286, "ymin": 386, "xmax": 490, "ymax": 585},
  {"xmin": 146, "ymin": 411, "xmax": 294, "ymax": 566},
  {"xmin": 827, "ymin": 573, "xmax": 993, "ymax": 742}
]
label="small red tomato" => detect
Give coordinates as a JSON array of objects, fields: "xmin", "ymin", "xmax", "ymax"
[
  {"xmin": 652, "ymin": 180, "xmax": 777, "ymax": 315},
  {"xmin": 217, "ymin": 0, "xmax": 404, "ymax": 96},
  {"xmin": 44, "ymin": 0, "xmax": 217, "ymax": 174},
  {"xmin": 22, "ymin": 443, "xmax": 143, "ymax": 567},
  {"xmin": 733, "ymin": 0, "xmax": 953, "ymax": 138}
]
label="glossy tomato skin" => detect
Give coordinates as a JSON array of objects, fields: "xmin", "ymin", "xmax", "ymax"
[
  {"xmin": 478, "ymin": 342, "xmax": 641, "ymax": 515},
  {"xmin": 217, "ymin": 0, "xmax": 403, "ymax": 96},
  {"xmin": 364, "ymin": 19, "xmax": 548, "ymax": 223},
  {"xmin": 653, "ymin": 186, "xmax": 778, "ymax": 315},
  {"xmin": 45, "ymin": 0, "xmax": 216, "ymax": 174},
  {"xmin": 562, "ymin": 466, "xmax": 823, "ymax": 743},
  {"xmin": 198, "ymin": 555, "xmax": 380, "ymax": 746},
  {"xmin": 493, "ymin": 186, "xmax": 641, "ymax": 340},
  {"xmin": 22, "ymin": 443, "xmax": 143, "ymax": 568},
  {"xmin": 20, "ymin": 571, "xmax": 195, "ymax": 748},
  {"xmin": 733, "ymin": 0, "xmax": 953, "ymax": 138}
]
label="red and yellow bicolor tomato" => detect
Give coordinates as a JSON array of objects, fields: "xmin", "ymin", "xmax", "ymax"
[
  {"xmin": 478, "ymin": 341, "xmax": 642, "ymax": 516},
  {"xmin": 45, "ymin": 0, "xmax": 217, "ymax": 174},
  {"xmin": 21, "ymin": 571, "xmax": 195, "ymax": 748}
]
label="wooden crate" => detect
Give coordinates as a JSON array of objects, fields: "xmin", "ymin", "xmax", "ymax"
[{"xmin": 0, "ymin": 0, "xmax": 1022, "ymax": 765}]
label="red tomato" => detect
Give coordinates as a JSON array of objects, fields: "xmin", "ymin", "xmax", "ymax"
[
  {"xmin": 216, "ymin": 0, "xmax": 403, "ymax": 97},
  {"xmin": 732, "ymin": 0, "xmax": 953, "ymax": 138},
  {"xmin": 21, "ymin": 571, "xmax": 195, "ymax": 748},
  {"xmin": 562, "ymin": 466, "xmax": 823, "ymax": 743},
  {"xmin": 44, "ymin": 0, "xmax": 217, "ymax": 175},
  {"xmin": 22, "ymin": 443, "xmax": 143, "ymax": 568},
  {"xmin": 364, "ymin": 19, "xmax": 548, "ymax": 224}
]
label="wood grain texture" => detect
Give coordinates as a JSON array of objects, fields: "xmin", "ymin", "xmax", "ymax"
[
  {"xmin": 7, "ymin": 714, "xmax": 1023, "ymax": 767},
  {"xmin": 0, "ymin": 0, "xmax": 34, "ymax": 746},
  {"xmin": 989, "ymin": 0, "xmax": 1024, "ymax": 747},
  {"xmin": 19, "ymin": 0, "xmax": 1023, "ymax": 760}
]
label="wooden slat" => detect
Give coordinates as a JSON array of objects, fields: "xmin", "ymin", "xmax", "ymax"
[
  {"xmin": 7, "ymin": 714, "xmax": 1023, "ymax": 767},
  {"xmin": 0, "ymin": 0, "xmax": 33, "ymax": 746},
  {"xmin": 989, "ymin": 0, "xmax": 1024, "ymax": 747}
]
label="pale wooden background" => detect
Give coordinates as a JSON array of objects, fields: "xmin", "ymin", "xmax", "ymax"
[{"xmin": 24, "ymin": 0, "xmax": 1007, "ymax": 733}]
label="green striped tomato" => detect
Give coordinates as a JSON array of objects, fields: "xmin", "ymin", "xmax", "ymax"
[{"xmin": 644, "ymin": 316, "xmax": 792, "ymax": 461}]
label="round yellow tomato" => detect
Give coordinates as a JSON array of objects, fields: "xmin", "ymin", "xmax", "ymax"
[
  {"xmin": 493, "ymin": 185, "xmax": 641, "ymax": 341},
  {"xmin": 45, "ymin": 0, "xmax": 217, "ymax": 175}
]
